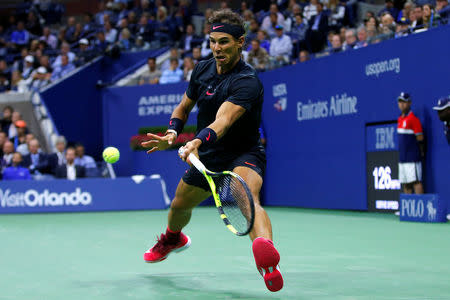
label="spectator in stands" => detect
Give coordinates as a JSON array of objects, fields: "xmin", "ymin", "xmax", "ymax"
[
  {"xmin": 2, "ymin": 152, "xmax": 32, "ymax": 180},
  {"xmin": 397, "ymin": 1, "xmax": 415, "ymax": 22},
  {"xmin": 104, "ymin": 21, "xmax": 118, "ymax": 44},
  {"xmin": 262, "ymin": 4, "xmax": 286, "ymax": 31},
  {"xmin": 200, "ymin": 23, "xmax": 212, "ymax": 59},
  {"xmin": 355, "ymin": 26, "xmax": 368, "ymax": 48},
  {"xmin": 118, "ymin": 28, "xmax": 133, "ymax": 51},
  {"xmin": 74, "ymin": 39, "xmax": 95, "ymax": 67},
  {"xmin": 26, "ymin": 66, "xmax": 51, "ymax": 91},
  {"xmin": 411, "ymin": 6, "xmax": 423, "ymax": 28},
  {"xmin": 247, "ymin": 39, "xmax": 270, "ymax": 72},
  {"xmin": 48, "ymin": 135, "xmax": 67, "ymax": 173},
  {"xmin": 183, "ymin": 56, "xmax": 195, "ymax": 81},
  {"xmin": 395, "ymin": 17, "xmax": 411, "ymax": 37},
  {"xmin": 55, "ymin": 147, "xmax": 85, "ymax": 180},
  {"xmin": 22, "ymin": 138, "xmax": 49, "ymax": 175},
  {"xmin": 138, "ymin": 57, "xmax": 161, "ymax": 85},
  {"xmin": 52, "ymin": 42, "xmax": 76, "ymax": 69},
  {"xmin": 422, "ymin": 4, "xmax": 436, "ymax": 29},
  {"xmin": 264, "ymin": 12, "xmax": 281, "ymax": 38},
  {"xmin": 342, "ymin": 28, "xmax": 357, "ymax": 50},
  {"xmin": 378, "ymin": 0, "xmax": 399, "ymax": 20},
  {"xmin": 191, "ymin": 47, "xmax": 204, "ymax": 64},
  {"xmin": 39, "ymin": 55, "xmax": 53, "ymax": 74},
  {"xmin": 16, "ymin": 133, "xmax": 35, "ymax": 155},
  {"xmin": 26, "ymin": 11, "xmax": 42, "ymax": 36},
  {"xmin": 328, "ymin": 33, "xmax": 343, "ymax": 53},
  {"xmin": 432, "ymin": 96, "xmax": 450, "ymax": 145},
  {"xmin": 51, "ymin": 54, "xmax": 76, "ymax": 81},
  {"xmin": 12, "ymin": 48, "xmax": 28, "ymax": 74},
  {"xmin": 254, "ymin": 30, "xmax": 270, "ymax": 53},
  {"xmin": 9, "ymin": 71, "xmax": 25, "ymax": 92},
  {"xmin": 161, "ymin": 48, "xmax": 182, "ymax": 71},
  {"xmin": 1, "ymin": 106, "xmax": 13, "ymax": 133},
  {"xmin": 40, "ymin": 26, "xmax": 58, "ymax": 49},
  {"xmin": 159, "ymin": 58, "xmax": 183, "ymax": 84},
  {"xmin": 10, "ymin": 21, "xmax": 30, "ymax": 47},
  {"xmin": 83, "ymin": 13, "xmax": 96, "ymax": 36},
  {"xmin": 246, "ymin": 18, "xmax": 259, "ymax": 46},
  {"xmin": 95, "ymin": 31, "xmax": 110, "ymax": 53},
  {"xmin": 0, "ymin": 59, "xmax": 11, "ymax": 80},
  {"xmin": 10, "ymin": 119, "xmax": 27, "ymax": 147},
  {"xmin": 365, "ymin": 16, "xmax": 380, "ymax": 39},
  {"xmin": 1, "ymin": 141, "xmax": 14, "ymax": 168},
  {"xmin": 436, "ymin": 0, "xmax": 450, "ymax": 22},
  {"xmin": 290, "ymin": 14, "xmax": 308, "ymax": 53},
  {"xmin": 69, "ymin": 23, "xmax": 84, "ymax": 44},
  {"xmin": 329, "ymin": 0, "xmax": 346, "ymax": 30},
  {"xmin": 22, "ymin": 55, "xmax": 35, "ymax": 80},
  {"xmin": 95, "ymin": 1, "xmax": 111, "ymax": 25},
  {"xmin": 270, "ymin": 25, "xmax": 292, "ymax": 66},
  {"xmin": 306, "ymin": 2, "xmax": 329, "ymax": 53},
  {"xmin": 397, "ymin": 92, "xmax": 424, "ymax": 194},
  {"xmin": 137, "ymin": 14, "xmax": 153, "ymax": 42},
  {"xmin": 293, "ymin": 50, "xmax": 310, "ymax": 64},
  {"xmin": 180, "ymin": 24, "xmax": 200, "ymax": 55},
  {"xmin": 64, "ymin": 16, "xmax": 77, "ymax": 42},
  {"xmin": 74, "ymin": 143, "xmax": 97, "ymax": 169},
  {"xmin": 380, "ymin": 12, "xmax": 396, "ymax": 34}
]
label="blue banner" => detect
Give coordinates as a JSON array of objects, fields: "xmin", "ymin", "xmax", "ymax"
[
  {"xmin": 366, "ymin": 123, "xmax": 398, "ymax": 152},
  {"xmin": 0, "ymin": 177, "xmax": 169, "ymax": 214},
  {"xmin": 399, "ymin": 194, "xmax": 447, "ymax": 223},
  {"xmin": 103, "ymin": 82, "xmax": 197, "ymax": 196},
  {"xmin": 259, "ymin": 25, "xmax": 450, "ymax": 210}
]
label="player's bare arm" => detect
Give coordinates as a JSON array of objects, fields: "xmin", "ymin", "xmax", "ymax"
[
  {"xmin": 180, "ymin": 101, "xmax": 246, "ymax": 162},
  {"xmin": 141, "ymin": 93, "xmax": 196, "ymax": 154}
]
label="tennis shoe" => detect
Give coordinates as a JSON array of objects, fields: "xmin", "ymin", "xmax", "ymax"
[
  {"xmin": 252, "ymin": 237, "xmax": 283, "ymax": 292},
  {"xmin": 144, "ymin": 232, "xmax": 191, "ymax": 263}
]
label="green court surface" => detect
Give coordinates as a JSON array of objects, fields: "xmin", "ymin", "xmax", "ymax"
[{"xmin": 1, "ymin": 207, "xmax": 449, "ymax": 300}]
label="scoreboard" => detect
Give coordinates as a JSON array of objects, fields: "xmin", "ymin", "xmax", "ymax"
[{"xmin": 366, "ymin": 122, "xmax": 401, "ymax": 212}]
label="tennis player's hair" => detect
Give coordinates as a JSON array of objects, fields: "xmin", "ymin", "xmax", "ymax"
[{"xmin": 208, "ymin": 9, "xmax": 245, "ymax": 38}]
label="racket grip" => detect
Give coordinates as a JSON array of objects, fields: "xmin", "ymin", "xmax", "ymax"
[{"xmin": 178, "ymin": 147, "xmax": 206, "ymax": 173}]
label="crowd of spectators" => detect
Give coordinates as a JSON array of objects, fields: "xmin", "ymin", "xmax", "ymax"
[
  {"xmin": 0, "ymin": 105, "xmax": 99, "ymax": 180},
  {"xmin": 1, "ymin": 0, "xmax": 449, "ymax": 91}
]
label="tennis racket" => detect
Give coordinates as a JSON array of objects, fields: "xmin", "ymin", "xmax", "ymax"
[{"xmin": 179, "ymin": 147, "xmax": 255, "ymax": 236}]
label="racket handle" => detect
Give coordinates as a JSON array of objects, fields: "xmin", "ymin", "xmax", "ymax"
[{"xmin": 178, "ymin": 147, "xmax": 206, "ymax": 173}]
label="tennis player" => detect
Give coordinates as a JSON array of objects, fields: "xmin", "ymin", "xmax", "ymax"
[{"xmin": 141, "ymin": 9, "xmax": 283, "ymax": 292}]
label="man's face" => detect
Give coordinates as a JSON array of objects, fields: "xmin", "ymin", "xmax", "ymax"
[
  {"xmin": 29, "ymin": 140, "xmax": 39, "ymax": 154},
  {"xmin": 17, "ymin": 22, "xmax": 24, "ymax": 30},
  {"xmin": 3, "ymin": 108, "xmax": 12, "ymax": 119},
  {"xmin": 270, "ymin": 4, "xmax": 278, "ymax": 14},
  {"xmin": 414, "ymin": 7, "xmax": 423, "ymax": 19},
  {"xmin": 25, "ymin": 134, "xmax": 34, "ymax": 144},
  {"xmin": 345, "ymin": 32, "xmax": 356, "ymax": 45},
  {"xmin": 61, "ymin": 55, "xmax": 68, "ymax": 66},
  {"xmin": 170, "ymin": 49, "xmax": 178, "ymax": 58},
  {"xmin": 61, "ymin": 44, "xmax": 69, "ymax": 54},
  {"xmin": 358, "ymin": 29, "xmax": 367, "ymax": 41},
  {"xmin": 331, "ymin": 35, "xmax": 341, "ymax": 48},
  {"xmin": 12, "ymin": 112, "xmax": 21, "ymax": 123},
  {"xmin": 170, "ymin": 60, "xmax": 178, "ymax": 70},
  {"xmin": 295, "ymin": 15, "xmax": 303, "ymax": 24},
  {"xmin": 210, "ymin": 32, "xmax": 243, "ymax": 68},
  {"xmin": 299, "ymin": 51, "xmax": 309, "ymax": 62},
  {"xmin": 148, "ymin": 59, "xmax": 156, "ymax": 69},
  {"xmin": 76, "ymin": 146, "xmax": 84, "ymax": 157},
  {"xmin": 3, "ymin": 142, "xmax": 13, "ymax": 154},
  {"xmin": 186, "ymin": 25, "xmax": 194, "ymax": 35},
  {"xmin": 56, "ymin": 141, "xmax": 65, "ymax": 152},
  {"xmin": 12, "ymin": 153, "xmax": 22, "ymax": 166},
  {"xmin": 193, "ymin": 48, "xmax": 201, "ymax": 59},
  {"xmin": 437, "ymin": 108, "xmax": 450, "ymax": 122},
  {"xmin": 382, "ymin": 14, "xmax": 394, "ymax": 27},
  {"xmin": 398, "ymin": 101, "xmax": 411, "ymax": 114},
  {"xmin": 66, "ymin": 149, "xmax": 76, "ymax": 164},
  {"xmin": 275, "ymin": 28, "xmax": 283, "ymax": 37},
  {"xmin": 251, "ymin": 40, "xmax": 260, "ymax": 51}
]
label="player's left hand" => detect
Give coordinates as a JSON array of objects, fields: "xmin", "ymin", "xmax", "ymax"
[{"xmin": 179, "ymin": 139, "xmax": 201, "ymax": 165}]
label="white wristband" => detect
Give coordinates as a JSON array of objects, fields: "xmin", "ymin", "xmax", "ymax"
[{"xmin": 166, "ymin": 129, "xmax": 178, "ymax": 138}]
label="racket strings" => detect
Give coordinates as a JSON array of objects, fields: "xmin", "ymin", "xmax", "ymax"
[{"xmin": 215, "ymin": 174, "xmax": 253, "ymax": 233}]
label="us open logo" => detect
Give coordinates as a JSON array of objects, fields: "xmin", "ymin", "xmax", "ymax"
[{"xmin": 272, "ymin": 83, "xmax": 287, "ymax": 112}]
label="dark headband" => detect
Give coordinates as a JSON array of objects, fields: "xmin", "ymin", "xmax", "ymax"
[{"xmin": 210, "ymin": 23, "xmax": 245, "ymax": 39}]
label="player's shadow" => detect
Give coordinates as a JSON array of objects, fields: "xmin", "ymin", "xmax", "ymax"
[{"xmin": 141, "ymin": 273, "xmax": 283, "ymax": 300}]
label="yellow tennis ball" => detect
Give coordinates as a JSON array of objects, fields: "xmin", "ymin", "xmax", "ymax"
[{"xmin": 103, "ymin": 147, "xmax": 120, "ymax": 164}]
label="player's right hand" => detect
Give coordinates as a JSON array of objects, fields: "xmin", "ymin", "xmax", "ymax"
[{"xmin": 141, "ymin": 132, "xmax": 177, "ymax": 154}]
